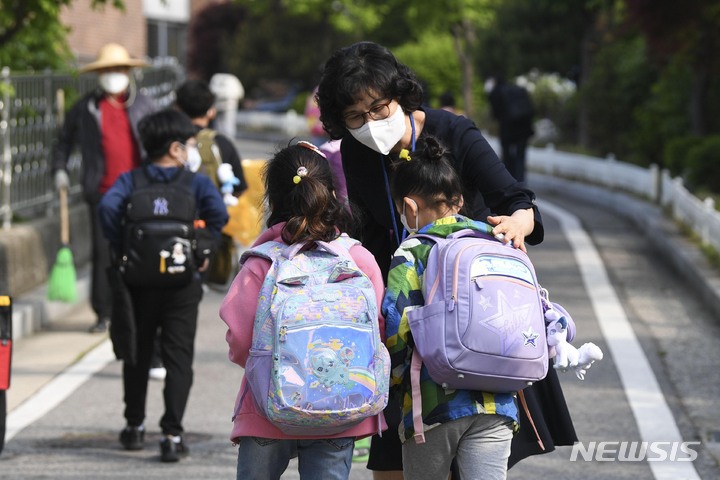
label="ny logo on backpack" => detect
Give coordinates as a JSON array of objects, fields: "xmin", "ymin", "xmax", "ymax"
[
  {"xmin": 120, "ymin": 167, "xmax": 197, "ymax": 288},
  {"xmin": 240, "ymin": 235, "xmax": 390, "ymax": 436},
  {"xmin": 407, "ymin": 227, "xmax": 548, "ymax": 394}
]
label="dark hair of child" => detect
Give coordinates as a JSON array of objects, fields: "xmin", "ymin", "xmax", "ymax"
[
  {"xmin": 389, "ymin": 136, "xmax": 464, "ymax": 213},
  {"xmin": 175, "ymin": 79, "xmax": 216, "ymax": 119},
  {"xmin": 263, "ymin": 141, "xmax": 354, "ymax": 244},
  {"xmin": 138, "ymin": 108, "xmax": 197, "ymax": 161}
]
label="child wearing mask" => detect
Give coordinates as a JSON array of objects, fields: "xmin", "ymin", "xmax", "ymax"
[
  {"xmin": 99, "ymin": 109, "xmax": 228, "ymax": 462},
  {"xmin": 383, "ymin": 136, "xmax": 517, "ymax": 480}
]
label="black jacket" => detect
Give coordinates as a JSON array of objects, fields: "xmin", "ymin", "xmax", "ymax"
[{"xmin": 51, "ymin": 89, "xmax": 156, "ymax": 203}]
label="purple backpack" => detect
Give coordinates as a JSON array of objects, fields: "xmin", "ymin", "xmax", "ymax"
[
  {"xmin": 407, "ymin": 228, "xmax": 548, "ymax": 393},
  {"xmin": 239, "ymin": 235, "xmax": 390, "ymax": 436},
  {"xmin": 407, "ymin": 228, "xmax": 549, "ymax": 443}
]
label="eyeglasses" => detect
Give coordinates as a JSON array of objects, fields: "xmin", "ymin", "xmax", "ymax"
[{"xmin": 343, "ymin": 100, "xmax": 393, "ymax": 129}]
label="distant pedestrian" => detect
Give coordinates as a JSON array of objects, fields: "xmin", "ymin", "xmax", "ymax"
[
  {"xmin": 305, "ymin": 86, "xmax": 328, "ymax": 146},
  {"xmin": 51, "ymin": 43, "xmax": 157, "ymax": 333},
  {"xmin": 487, "ymin": 76, "xmax": 535, "ymax": 182},
  {"xmin": 220, "ymin": 141, "xmax": 387, "ymax": 480},
  {"xmin": 175, "ymin": 79, "xmax": 248, "ymax": 285},
  {"xmin": 99, "ymin": 109, "xmax": 228, "ymax": 463}
]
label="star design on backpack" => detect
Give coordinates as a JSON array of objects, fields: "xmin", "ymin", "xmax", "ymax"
[
  {"xmin": 477, "ymin": 294, "xmax": 492, "ymax": 311},
  {"xmin": 481, "ymin": 290, "xmax": 532, "ymax": 349},
  {"xmin": 522, "ymin": 326, "xmax": 539, "ymax": 347}
]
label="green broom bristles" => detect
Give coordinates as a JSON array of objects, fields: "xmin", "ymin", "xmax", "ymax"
[{"xmin": 48, "ymin": 246, "xmax": 77, "ymax": 303}]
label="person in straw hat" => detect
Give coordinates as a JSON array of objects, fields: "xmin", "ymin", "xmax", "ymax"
[{"xmin": 51, "ymin": 43, "xmax": 157, "ymax": 334}]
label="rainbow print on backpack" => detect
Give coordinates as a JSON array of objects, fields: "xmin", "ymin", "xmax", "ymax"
[{"xmin": 240, "ymin": 235, "xmax": 390, "ymax": 435}]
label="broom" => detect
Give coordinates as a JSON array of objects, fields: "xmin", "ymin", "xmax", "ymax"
[{"xmin": 48, "ymin": 186, "xmax": 78, "ymax": 302}]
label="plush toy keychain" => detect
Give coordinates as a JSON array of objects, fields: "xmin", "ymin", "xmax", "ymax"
[
  {"xmin": 542, "ymin": 290, "xmax": 604, "ymax": 380},
  {"xmin": 217, "ymin": 163, "xmax": 241, "ymax": 206}
]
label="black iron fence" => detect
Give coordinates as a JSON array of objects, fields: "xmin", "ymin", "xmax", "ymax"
[{"xmin": 0, "ymin": 58, "xmax": 184, "ymax": 228}]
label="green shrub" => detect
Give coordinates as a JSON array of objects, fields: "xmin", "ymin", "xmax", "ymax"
[
  {"xmin": 663, "ymin": 135, "xmax": 702, "ymax": 177},
  {"xmin": 685, "ymin": 135, "xmax": 720, "ymax": 193}
]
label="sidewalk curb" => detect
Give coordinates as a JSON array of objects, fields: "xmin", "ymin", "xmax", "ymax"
[{"xmin": 12, "ymin": 270, "xmax": 90, "ymax": 341}]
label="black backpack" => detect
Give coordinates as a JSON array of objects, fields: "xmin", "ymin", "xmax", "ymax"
[{"xmin": 120, "ymin": 167, "xmax": 197, "ymax": 288}]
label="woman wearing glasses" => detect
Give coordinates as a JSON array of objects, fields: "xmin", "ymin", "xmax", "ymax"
[{"xmin": 316, "ymin": 41, "xmax": 577, "ymax": 479}]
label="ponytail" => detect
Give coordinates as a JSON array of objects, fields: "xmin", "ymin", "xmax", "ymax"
[{"xmin": 264, "ymin": 142, "xmax": 353, "ymax": 244}]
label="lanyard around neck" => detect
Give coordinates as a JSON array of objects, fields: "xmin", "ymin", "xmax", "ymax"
[{"xmin": 382, "ymin": 112, "xmax": 417, "ymax": 247}]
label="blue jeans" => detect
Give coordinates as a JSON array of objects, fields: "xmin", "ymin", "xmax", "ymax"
[{"xmin": 235, "ymin": 436, "xmax": 354, "ymax": 480}]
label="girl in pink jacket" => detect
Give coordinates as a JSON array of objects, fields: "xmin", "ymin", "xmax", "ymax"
[{"xmin": 220, "ymin": 141, "xmax": 387, "ymax": 480}]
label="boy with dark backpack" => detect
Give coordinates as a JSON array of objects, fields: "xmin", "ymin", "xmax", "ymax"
[
  {"xmin": 175, "ymin": 79, "xmax": 247, "ymax": 285},
  {"xmin": 99, "ymin": 109, "xmax": 228, "ymax": 462}
]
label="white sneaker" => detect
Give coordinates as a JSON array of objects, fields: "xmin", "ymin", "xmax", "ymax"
[{"xmin": 149, "ymin": 367, "xmax": 167, "ymax": 381}]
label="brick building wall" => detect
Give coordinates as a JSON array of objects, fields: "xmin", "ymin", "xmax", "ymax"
[
  {"xmin": 58, "ymin": 0, "xmax": 229, "ymax": 68},
  {"xmin": 191, "ymin": 0, "xmax": 223, "ymax": 15},
  {"xmin": 60, "ymin": 0, "xmax": 147, "ymax": 65}
]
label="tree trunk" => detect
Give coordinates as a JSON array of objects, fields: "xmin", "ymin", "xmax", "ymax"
[
  {"xmin": 689, "ymin": 65, "xmax": 708, "ymax": 136},
  {"xmin": 452, "ymin": 20, "xmax": 477, "ymax": 120},
  {"xmin": 577, "ymin": 13, "xmax": 597, "ymax": 149}
]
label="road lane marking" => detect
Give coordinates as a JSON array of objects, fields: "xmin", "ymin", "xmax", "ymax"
[
  {"xmin": 5, "ymin": 339, "xmax": 115, "ymax": 443},
  {"xmin": 541, "ymin": 200, "xmax": 700, "ymax": 479}
]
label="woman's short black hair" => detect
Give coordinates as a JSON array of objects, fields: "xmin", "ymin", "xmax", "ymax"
[
  {"xmin": 316, "ymin": 41, "xmax": 425, "ymax": 140},
  {"xmin": 138, "ymin": 108, "xmax": 196, "ymax": 161}
]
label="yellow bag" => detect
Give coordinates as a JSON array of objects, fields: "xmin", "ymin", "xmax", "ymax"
[{"xmin": 222, "ymin": 159, "xmax": 267, "ymax": 247}]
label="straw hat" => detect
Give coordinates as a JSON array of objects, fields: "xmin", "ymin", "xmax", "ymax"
[{"xmin": 79, "ymin": 43, "xmax": 148, "ymax": 73}]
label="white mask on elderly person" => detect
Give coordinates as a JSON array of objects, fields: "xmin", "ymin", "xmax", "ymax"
[
  {"xmin": 347, "ymin": 104, "xmax": 407, "ymax": 155},
  {"xmin": 99, "ymin": 72, "xmax": 130, "ymax": 95}
]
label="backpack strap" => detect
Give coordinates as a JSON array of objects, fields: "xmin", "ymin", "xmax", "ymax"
[
  {"xmin": 239, "ymin": 240, "xmax": 285, "ymax": 266},
  {"xmin": 196, "ymin": 128, "xmax": 221, "ymax": 187},
  {"xmin": 239, "ymin": 235, "xmax": 359, "ymax": 268},
  {"xmin": 277, "ymin": 234, "xmax": 359, "ymax": 261},
  {"xmin": 410, "ymin": 348, "xmax": 426, "ymax": 444},
  {"xmin": 131, "ymin": 165, "xmax": 193, "ymax": 190}
]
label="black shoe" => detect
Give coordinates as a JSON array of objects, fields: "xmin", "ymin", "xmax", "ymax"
[
  {"xmin": 89, "ymin": 317, "xmax": 109, "ymax": 333},
  {"xmin": 160, "ymin": 435, "xmax": 189, "ymax": 463},
  {"xmin": 119, "ymin": 426, "xmax": 144, "ymax": 451}
]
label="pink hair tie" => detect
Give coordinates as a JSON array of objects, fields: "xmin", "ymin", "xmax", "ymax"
[{"xmin": 297, "ymin": 140, "xmax": 327, "ymax": 159}]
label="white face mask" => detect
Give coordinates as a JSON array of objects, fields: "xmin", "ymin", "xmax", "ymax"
[
  {"xmin": 99, "ymin": 72, "xmax": 130, "ymax": 95},
  {"xmin": 184, "ymin": 145, "xmax": 202, "ymax": 172},
  {"xmin": 400, "ymin": 198, "xmax": 419, "ymax": 234},
  {"xmin": 347, "ymin": 103, "xmax": 406, "ymax": 155}
]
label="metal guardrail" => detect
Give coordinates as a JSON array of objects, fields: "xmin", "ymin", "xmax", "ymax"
[
  {"xmin": 526, "ymin": 142, "xmax": 720, "ymax": 256},
  {"xmin": 0, "ymin": 59, "xmax": 183, "ymax": 229}
]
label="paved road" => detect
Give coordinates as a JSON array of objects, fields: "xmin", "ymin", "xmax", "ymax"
[{"xmin": 1, "ymin": 136, "xmax": 719, "ymax": 479}]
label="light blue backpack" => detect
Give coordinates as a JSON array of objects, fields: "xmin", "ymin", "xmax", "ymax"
[{"xmin": 239, "ymin": 235, "xmax": 390, "ymax": 435}]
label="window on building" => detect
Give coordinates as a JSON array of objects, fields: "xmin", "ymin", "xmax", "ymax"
[{"xmin": 147, "ymin": 19, "xmax": 187, "ymax": 64}]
